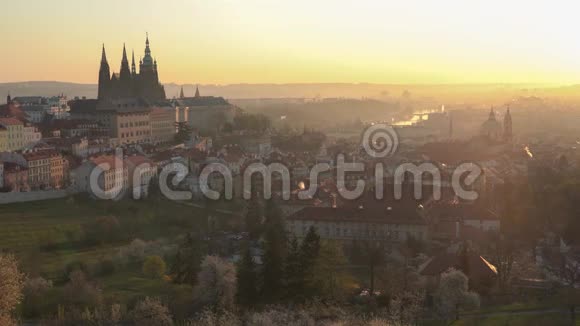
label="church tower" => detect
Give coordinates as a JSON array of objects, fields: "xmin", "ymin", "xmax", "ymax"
[
  {"xmin": 98, "ymin": 45, "xmax": 111, "ymax": 100},
  {"xmin": 179, "ymin": 86, "xmax": 185, "ymax": 99},
  {"xmin": 195, "ymin": 85, "xmax": 200, "ymax": 98},
  {"xmin": 503, "ymin": 107, "xmax": 513, "ymax": 141},
  {"xmin": 118, "ymin": 44, "xmax": 132, "ymax": 97},
  {"xmin": 131, "ymin": 50, "xmax": 136, "ymax": 76}
]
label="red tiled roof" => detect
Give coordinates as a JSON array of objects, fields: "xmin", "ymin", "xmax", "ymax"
[
  {"xmin": 90, "ymin": 155, "xmax": 123, "ymax": 167},
  {"xmin": 3, "ymin": 162, "xmax": 28, "ymax": 173},
  {"xmin": 287, "ymin": 203, "xmax": 426, "ymax": 225},
  {"xmin": 22, "ymin": 151, "xmax": 52, "ymax": 161},
  {"xmin": 0, "ymin": 117, "xmax": 23, "ymax": 126},
  {"xmin": 125, "ymin": 155, "xmax": 154, "ymax": 167}
]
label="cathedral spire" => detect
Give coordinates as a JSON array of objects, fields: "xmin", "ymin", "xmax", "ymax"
[
  {"xmin": 145, "ymin": 33, "xmax": 151, "ymax": 58},
  {"xmin": 195, "ymin": 85, "xmax": 200, "ymax": 97},
  {"xmin": 118, "ymin": 43, "xmax": 132, "ymax": 96},
  {"xmin": 503, "ymin": 106, "xmax": 513, "ymax": 141},
  {"xmin": 131, "ymin": 50, "xmax": 136, "ymax": 75},
  {"xmin": 179, "ymin": 86, "xmax": 184, "ymax": 99},
  {"xmin": 98, "ymin": 45, "xmax": 111, "ymax": 100},
  {"xmin": 101, "ymin": 44, "xmax": 108, "ymax": 64},
  {"xmin": 121, "ymin": 43, "xmax": 128, "ymax": 64}
]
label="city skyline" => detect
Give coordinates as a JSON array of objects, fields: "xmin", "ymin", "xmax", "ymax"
[{"xmin": 2, "ymin": 0, "xmax": 580, "ymax": 85}]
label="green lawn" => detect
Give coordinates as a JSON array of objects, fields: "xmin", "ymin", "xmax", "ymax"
[{"xmin": 0, "ymin": 196, "xmax": 212, "ymax": 279}]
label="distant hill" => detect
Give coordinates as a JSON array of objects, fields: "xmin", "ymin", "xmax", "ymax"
[{"xmin": 1, "ymin": 81, "xmax": 576, "ymax": 104}]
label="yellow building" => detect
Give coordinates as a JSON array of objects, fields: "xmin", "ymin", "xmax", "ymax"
[
  {"xmin": 0, "ymin": 118, "xmax": 24, "ymax": 151},
  {"xmin": 0, "ymin": 126, "xmax": 8, "ymax": 152}
]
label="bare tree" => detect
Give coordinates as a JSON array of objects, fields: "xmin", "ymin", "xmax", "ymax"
[{"xmin": 546, "ymin": 252, "xmax": 580, "ymax": 322}]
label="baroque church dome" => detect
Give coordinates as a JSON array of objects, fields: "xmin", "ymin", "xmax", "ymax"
[{"xmin": 480, "ymin": 108, "xmax": 502, "ymax": 141}]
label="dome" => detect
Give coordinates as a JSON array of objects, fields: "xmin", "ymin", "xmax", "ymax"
[{"xmin": 480, "ymin": 108, "xmax": 502, "ymax": 140}]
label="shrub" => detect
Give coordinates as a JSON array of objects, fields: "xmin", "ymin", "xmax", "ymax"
[
  {"xmin": 64, "ymin": 260, "xmax": 89, "ymax": 279},
  {"xmin": 63, "ymin": 270, "xmax": 102, "ymax": 308},
  {"xmin": 142, "ymin": 256, "xmax": 166, "ymax": 279},
  {"xmin": 22, "ymin": 276, "xmax": 53, "ymax": 318},
  {"xmin": 118, "ymin": 238, "xmax": 147, "ymax": 265},
  {"xmin": 97, "ymin": 257, "xmax": 116, "ymax": 276},
  {"xmin": 83, "ymin": 216, "xmax": 121, "ymax": 245}
]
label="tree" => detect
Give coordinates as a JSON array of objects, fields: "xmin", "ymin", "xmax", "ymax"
[
  {"xmin": 22, "ymin": 276, "xmax": 53, "ymax": 318},
  {"xmin": 434, "ymin": 268, "xmax": 480, "ymax": 320},
  {"xmin": 284, "ymin": 236, "xmax": 303, "ymax": 302},
  {"xmin": 63, "ymin": 270, "xmax": 103, "ymax": 308},
  {"xmin": 143, "ymin": 256, "xmax": 167, "ymax": 279},
  {"xmin": 363, "ymin": 241, "xmax": 386, "ymax": 296},
  {"xmin": 132, "ymin": 297, "xmax": 173, "ymax": 326},
  {"xmin": 171, "ymin": 233, "xmax": 207, "ymax": 286},
  {"xmin": 194, "ymin": 256, "xmax": 237, "ymax": 311},
  {"xmin": 311, "ymin": 241, "xmax": 352, "ymax": 301},
  {"xmin": 175, "ymin": 121, "xmax": 192, "ymax": 143},
  {"xmin": 299, "ymin": 226, "xmax": 321, "ymax": 298},
  {"xmin": 236, "ymin": 245, "xmax": 258, "ymax": 306},
  {"xmin": 489, "ymin": 234, "xmax": 515, "ymax": 291},
  {"xmin": 0, "ymin": 254, "xmax": 24, "ymax": 325},
  {"xmin": 547, "ymin": 252, "xmax": 580, "ymax": 322},
  {"xmin": 245, "ymin": 197, "xmax": 263, "ymax": 240},
  {"xmin": 260, "ymin": 200, "xmax": 287, "ymax": 301}
]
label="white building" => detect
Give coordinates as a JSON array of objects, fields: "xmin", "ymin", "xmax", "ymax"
[{"xmin": 23, "ymin": 125, "xmax": 42, "ymax": 148}]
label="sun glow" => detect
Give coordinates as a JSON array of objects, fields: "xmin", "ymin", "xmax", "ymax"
[{"xmin": 1, "ymin": 0, "xmax": 580, "ymax": 84}]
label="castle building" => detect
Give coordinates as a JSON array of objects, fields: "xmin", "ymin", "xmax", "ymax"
[
  {"xmin": 173, "ymin": 86, "xmax": 235, "ymax": 133},
  {"xmin": 98, "ymin": 34, "xmax": 166, "ymax": 103}
]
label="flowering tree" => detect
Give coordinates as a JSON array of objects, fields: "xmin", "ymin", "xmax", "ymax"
[
  {"xmin": 0, "ymin": 254, "xmax": 24, "ymax": 325},
  {"xmin": 132, "ymin": 297, "xmax": 173, "ymax": 326},
  {"xmin": 194, "ymin": 256, "xmax": 237, "ymax": 311},
  {"xmin": 434, "ymin": 268, "xmax": 480, "ymax": 320}
]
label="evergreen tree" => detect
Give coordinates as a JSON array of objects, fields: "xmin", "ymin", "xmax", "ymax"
[
  {"xmin": 174, "ymin": 121, "xmax": 192, "ymax": 143},
  {"xmin": 300, "ymin": 226, "xmax": 321, "ymax": 298},
  {"xmin": 284, "ymin": 236, "xmax": 304, "ymax": 302},
  {"xmin": 260, "ymin": 199, "xmax": 287, "ymax": 301},
  {"xmin": 313, "ymin": 241, "xmax": 351, "ymax": 302},
  {"xmin": 236, "ymin": 245, "xmax": 259, "ymax": 306},
  {"xmin": 171, "ymin": 233, "xmax": 207, "ymax": 285},
  {"xmin": 245, "ymin": 196, "xmax": 263, "ymax": 240}
]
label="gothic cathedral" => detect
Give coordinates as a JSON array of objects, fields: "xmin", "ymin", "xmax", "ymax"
[{"xmin": 98, "ymin": 34, "xmax": 166, "ymax": 103}]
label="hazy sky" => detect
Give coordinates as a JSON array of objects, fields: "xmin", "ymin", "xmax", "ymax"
[{"xmin": 1, "ymin": 0, "xmax": 580, "ymax": 85}]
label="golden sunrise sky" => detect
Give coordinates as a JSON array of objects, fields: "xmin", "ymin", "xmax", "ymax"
[{"xmin": 1, "ymin": 0, "xmax": 580, "ymax": 85}]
